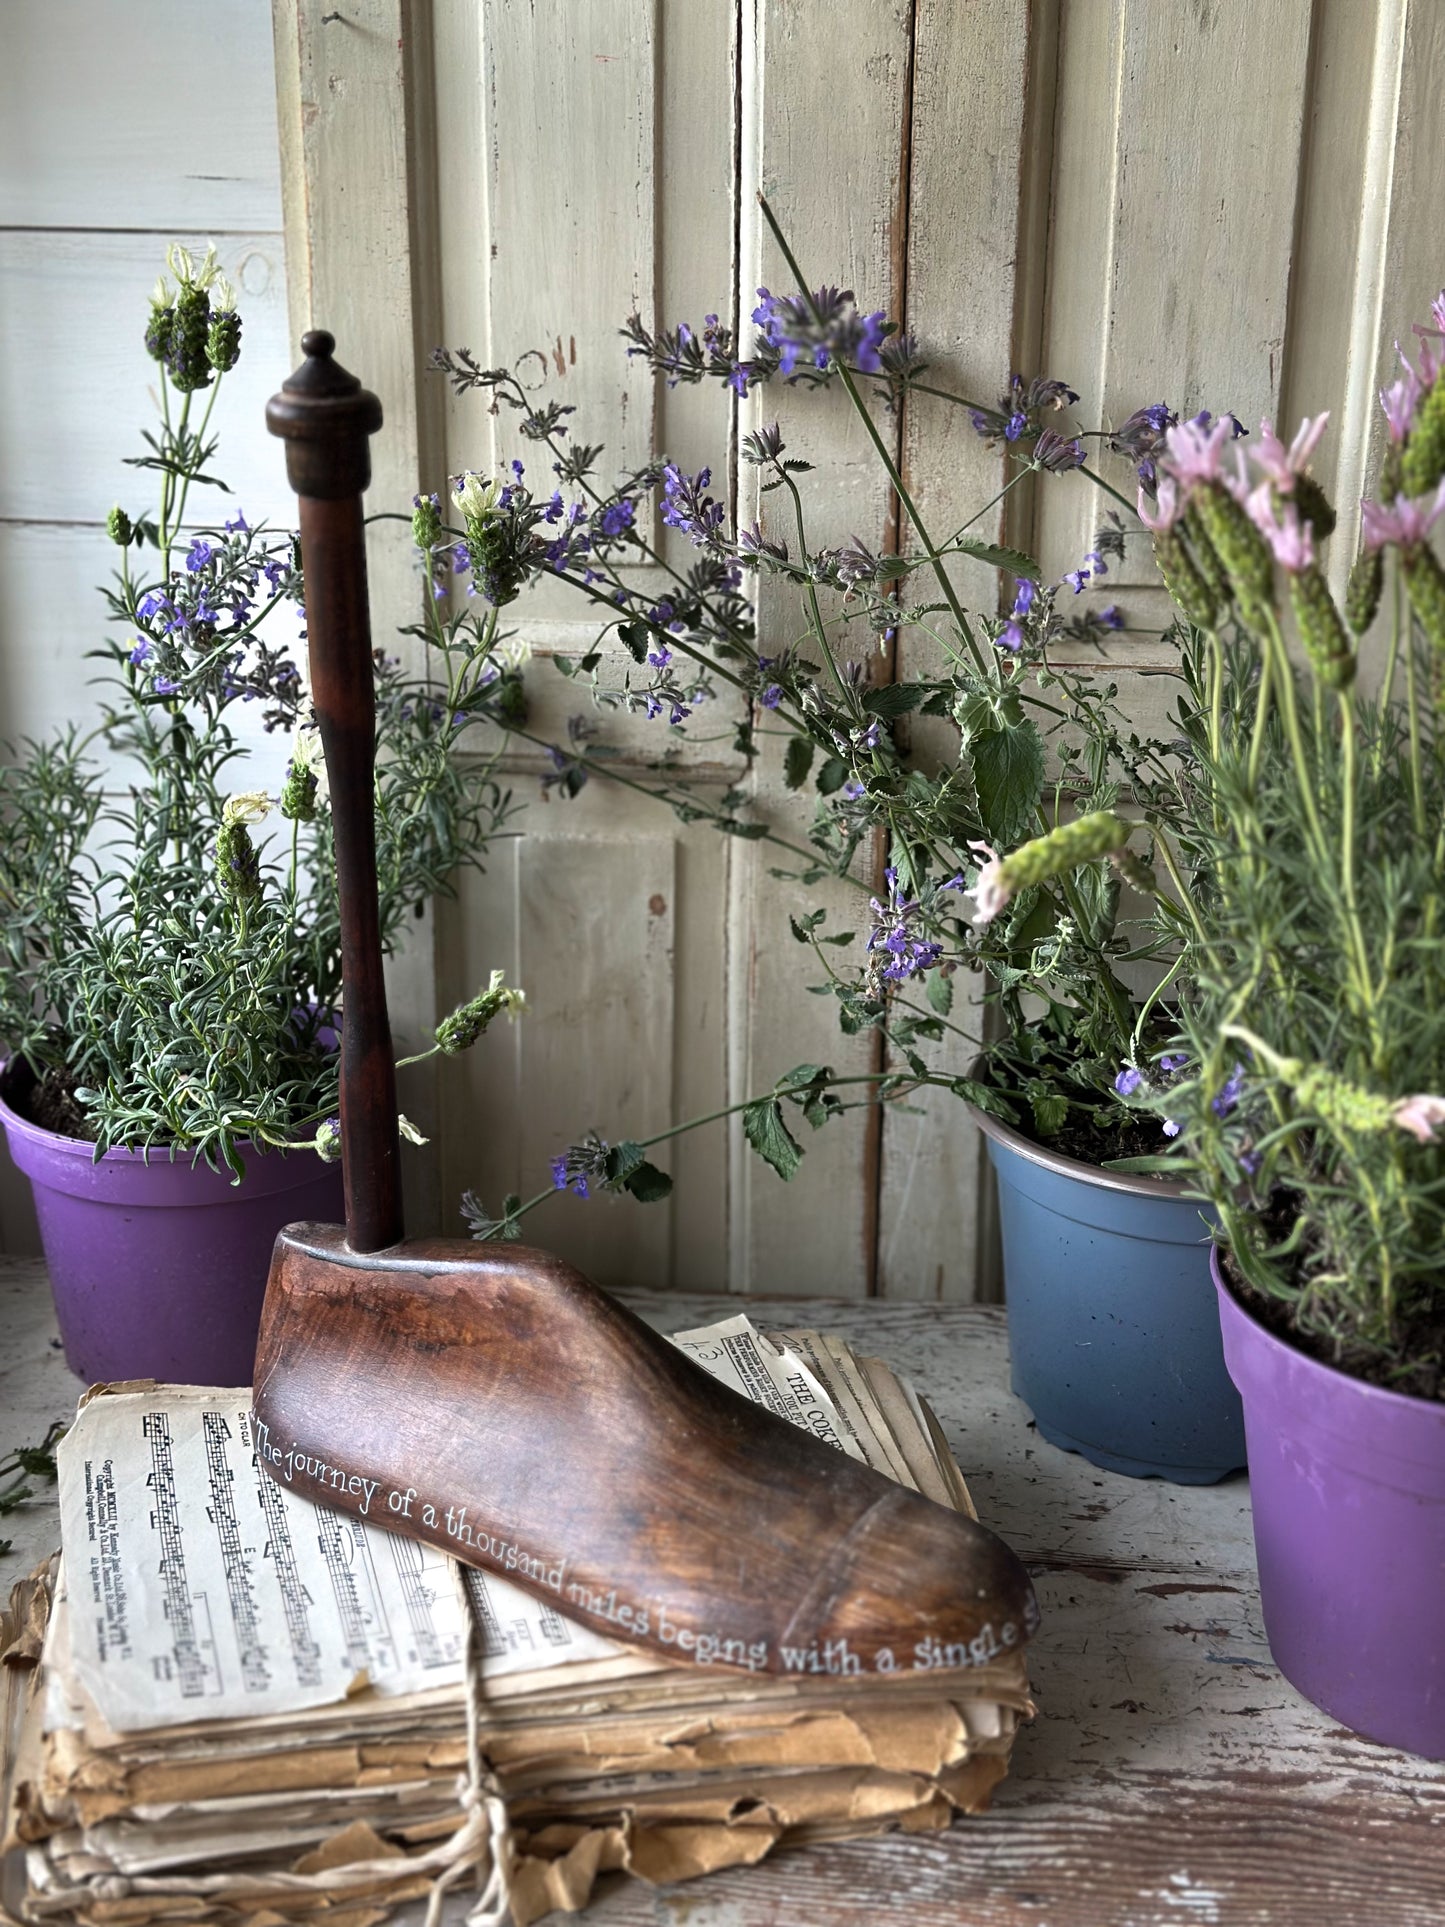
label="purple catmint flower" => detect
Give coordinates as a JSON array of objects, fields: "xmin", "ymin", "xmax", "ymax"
[
  {"xmin": 152, "ymin": 674, "xmax": 181, "ymax": 696},
  {"xmin": 185, "ymin": 538, "xmax": 215, "ymax": 573},
  {"xmin": 660, "ymin": 464, "xmax": 725, "ymax": 547},
  {"xmin": 997, "ymin": 620, "xmax": 1025, "ymax": 652},
  {"xmin": 1034, "ymin": 428, "xmax": 1085, "ymax": 471},
  {"xmin": 741, "ymin": 422, "xmax": 785, "ymax": 464},
  {"xmin": 760, "ymin": 684, "xmax": 783, "ymax": 709},
  {"xmin": 137, "ymin": 590, "xmax": 169, "ymax": 621},
  {"xmin": 1162, "ymin": 1118, "xmax": 1181, "ymax": 1138},
  {"xmin": 647, "ymin": 644, "xmax": 673, "ymax": 669},
  {"xmin": 1158, "ymin": 1052, "xmax": 1189, "ymax": 1072},
  {"xmin": 1114, "ymin": 1066, "xmax": 1144, "ymax": 1097},
  {"xmin": 225, "ymin": 510, "xmax": 249, "ymax": 534},
  {"xmin": 596, "ymin": 497, "xmax": 637, "ymax": 538},
  {"xmin": 129, "ymin": 636, "xmax": 151, "ymax": 666},
  {"xmin": 1098, "ymin": 604, "xmax": 1124, "ymax": 630}
]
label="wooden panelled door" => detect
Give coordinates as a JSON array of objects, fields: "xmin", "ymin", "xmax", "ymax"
[{"xmin": 270, "ymin": 0, "xmax": 1444, "ymax": 1300}]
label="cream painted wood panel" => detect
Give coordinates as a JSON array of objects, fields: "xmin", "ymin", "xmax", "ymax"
[
  {"xmin": 729, "ymin": 0, "xmax": 914, "ymax": 1295},
  {"xmin": 0, "ymin": 231, "xmax": 291, "ymax": 532},
  {"xmin": 876, "ymin": 0, "xmax": 1033, "ymax": 1302},
  {"xmin": 0, "ymin": 0, "xmax": 282, "ymax": 231}
]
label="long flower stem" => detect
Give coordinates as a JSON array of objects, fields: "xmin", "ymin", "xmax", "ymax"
[
  {"xmin": 757, "ymin": 197, "xmax": 990, "ymax": 677},
  {"xmin": 483, "ymin": 1066, "xmax": 975, "ymax": 1239}
]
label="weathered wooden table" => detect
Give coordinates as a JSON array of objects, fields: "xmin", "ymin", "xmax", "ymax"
[{"xmin": 3, "ymin": 1258, "xmax": 1441, "ymax": 1924}]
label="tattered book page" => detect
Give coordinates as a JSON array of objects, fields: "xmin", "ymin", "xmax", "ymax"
[{"xmin": 54, "ymin": 1388, "xmax": 609, "ymax": 1734}]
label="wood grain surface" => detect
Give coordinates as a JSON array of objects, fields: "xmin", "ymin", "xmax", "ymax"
[
  {"xmin": 6, "ymin": 1264, "xmax": 1439, "ymax": 1924},
  {"xmin": 253, "ymin": 1230, "xmax": 1038, "ymax": 1676}
]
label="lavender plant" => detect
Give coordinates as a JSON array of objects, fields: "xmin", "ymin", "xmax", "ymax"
[
  {"xmin": 1114, "ymin": 298, "xmax": 1445, "ymax": 1388},
  {"xmin": 0, "ymin": 247, "xmax": 524, "ymax": 1176},
  {"xmin": 429, "ymin": 203, "xmax": 1261, "ymax": 1239}
]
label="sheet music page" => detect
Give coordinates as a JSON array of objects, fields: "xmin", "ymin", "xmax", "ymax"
[
  {"xmin": 54, "ymin": 1387, "xmax": 611, "ymax": 1732},
  {"xmin": 53, "ymin": 1319, "xmax": 902, "ymax": 1733}
]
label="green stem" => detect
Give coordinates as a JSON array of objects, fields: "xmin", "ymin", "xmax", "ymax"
[
  {"xmin": 780, "ymin": 471, "xmax": 861, "ymax": 715},
  {"xmin": 1403, "ymin": 572, "xmax": 1426, "ymax": 838},
  {"xmin": 758, "ymin": 196, "xmax": 989, "ymax": 676},
  {"xmin": 481, "ymin": 1066, "xmax": 975, "ymax": 1239}
]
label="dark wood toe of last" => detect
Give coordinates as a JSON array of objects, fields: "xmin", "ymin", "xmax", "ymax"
[{"xmin": 253, "ymin": 1225, "xmax": 1039, "ymax": 1680}]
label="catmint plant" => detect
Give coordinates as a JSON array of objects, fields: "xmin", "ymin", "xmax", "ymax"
[
  {"xmin": 434, "ymin": 202, "xmax": 1269, "ymax": 1241},
  {"xmin": 0, "ymin": 248, "xmax": 524, "ymax": 1178}
]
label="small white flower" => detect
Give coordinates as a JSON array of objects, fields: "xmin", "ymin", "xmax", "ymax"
[
  {"xmin": 152, "ymin": 274, "xmax": 173, "ymax": 308},
  {"xmin": 290, "ymin": 724, "xmax": 330, "ymax": 807},
  {"xmin": 451, "ymin": 471, "xmax": 502, "ymax": 522},
  {"xmin": 222, "ymin": 789, "xmax": 272, "ymax": 827},
  {"xmin": 487, "ymin": 967, "xmax": 526, "ymax": 1019},
  {"xmin": 493, "ymin": 634, "xmax": 533, "ymax": 672},
  {"xmin": 210, "ymin": 275, "xmax": 238, "ymax": 314},
  {"xmin": 1392, "ymin": 1093, "xmax": 1445, "ymax": 1144},
  {"xmin": 167, "ymin": 241, "xmax": 220, "ymax": 290},
  {"xmin": 397, "ymin": 1114, "xmax": 430, "ymax": 1147}
]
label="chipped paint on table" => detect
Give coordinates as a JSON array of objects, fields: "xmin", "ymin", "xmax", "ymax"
[{"xmin": 2, "ymin": 1263, "xmax": 1441, "ymax": 1924}]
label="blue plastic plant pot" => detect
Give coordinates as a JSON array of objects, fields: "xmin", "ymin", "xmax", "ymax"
[{"xmin": 974, "ymin": 1107, "xmax": 1246, "ymax": 1484}]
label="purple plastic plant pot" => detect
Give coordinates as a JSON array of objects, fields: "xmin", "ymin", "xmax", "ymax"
[
  {"xmin": 0, "ymin": 1077, "xmax": 343, "ymax": 1387},
  {"xmin": 1214, "ymin": 1249, "xmax": 1445, "ymax": 1758}
]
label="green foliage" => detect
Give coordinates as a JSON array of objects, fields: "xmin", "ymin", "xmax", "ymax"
[
  {"xmin": 0, "ymin": 1419, "xmax": 66, "ymax": 1559},
  {"xmin": 0, "ymin": 263, "xmax": 521, "ymax": 1175},
  {"xmin": 743, "ymin": 1096, "xmax": 802, "ymax": 1181},
  {"xmin": 1154, "ymin": 608, "xmax": 1445, "ymax": 1370}
]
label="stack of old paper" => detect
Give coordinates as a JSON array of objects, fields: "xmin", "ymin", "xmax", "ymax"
[{"xmin": 1, "ymin": 1315, "xmax": 1032, "ymax": 1926}]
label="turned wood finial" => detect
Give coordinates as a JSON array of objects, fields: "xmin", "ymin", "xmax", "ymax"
[
  {"xmin": 266, "ymin": 330, "xmax": 384, "ymax": 501},
  {"xmin": 266, "ymin": 335, "xmax": 402, "ymax": 1254}
]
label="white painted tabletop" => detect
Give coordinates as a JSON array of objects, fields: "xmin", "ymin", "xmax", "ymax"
[{"xmin": 2, "ymin": 1259, "xmax": 1441, "ymax": 1925}]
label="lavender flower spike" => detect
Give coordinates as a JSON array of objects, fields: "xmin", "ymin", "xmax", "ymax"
[
  {"xmin": 1136, "ymin": 475, "xmax": 1183, "ymax": 533},
  {"xmin": 1160, "ymin": 414, "xmax": 1235, "ymax": 491},
  {"xmin": 1392, "ymin": 1093, "xmax": 1445, "ymax": 1144},
  {"xmin": 1245, "ymin": 485, "xmax": 1314, "ymax": 573},
  {"xmin": 1360, "ymin": 478, "xmax": 1445, "ymax": 554},
  {"xmin": 1249, "ymin": 413, "xmax": 1330, "ymax": 493}
]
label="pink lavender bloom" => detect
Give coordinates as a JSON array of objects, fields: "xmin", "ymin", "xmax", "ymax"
[
  {"xmin": 965, "ymin": 841, "xmax": 1010, "ymax": 927},
  {"xmin": 1246, "ymin": 484, "xmax": 1314, "ymax": 572},
  {"xmin": 1136, "ymin": 475, "xmax": 1182, "ymax": 533},
  {"xmin": 1392, "ymin": 1093, "xmax": 1445, "ymax": 1144},
  {"xmin": 1360, "ymin": 477, "xmax": 1445, "ymax": 554},
  {"xmin": 1409, "ymin": 323, "xmax": 1445, "ymax": 388},
  {"xmin": 1161, "ymin": 414, "xmax": 1235, "ymax": 490},
  {"xmin": 1249, "ymin": 413, "xmax": 1330, "ymax": 492},
  {"xmin": 1379, "ymin": 367, "xmax": 1422, "ymax": 445}
]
